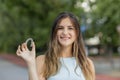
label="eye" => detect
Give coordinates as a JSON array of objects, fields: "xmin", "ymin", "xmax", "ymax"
[
  {"xmin": 57, "ymin": 26, "xmax": 63, "ymax": 30},
  {"xmin": 68, "ymin": 26, "xmax": 74, "ymax": 30},
  {"xmin": 58, "ymin": 27, "xmax": 63, "ymax": 29}
]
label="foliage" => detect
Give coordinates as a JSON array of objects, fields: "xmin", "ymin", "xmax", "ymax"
[
  {"xmin": 0, "ymin": 0, "xmax": 84, "ymax": 53},
  {"xmin": 85, "ymin": 0, "xmax": 120, "ymax": 46}
]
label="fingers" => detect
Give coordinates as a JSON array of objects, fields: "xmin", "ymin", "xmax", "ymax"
[
  {"xmin": 22, "ymin": 43, "xmax": 29, "ymax": 51},
  {"xmin": 16, "ymin": 40, "xmax": 35, "ymax": 57},
  {"xmin": 31, "ymin": 42, "xmax": 35, "ymax": 51},
  {"xmin": 21, "ymin": 43, "xmax": 26, "ymax": 51},
  {"xmin": 16, "ymin": 45, "xmax": 22, "ymax": 56},
  {"xmin": 16, "ymin": 43, "xmax": 29, "ymax": 56}
]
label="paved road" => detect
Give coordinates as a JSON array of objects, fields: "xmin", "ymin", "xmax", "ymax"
[
  {"xmin": 0, "ymin": 54, "xmax": 120, "ymax": 80},
  {"xmin": 93, "ymin": 57, "xmax": 120, "ymax": 76},
  {"xmin": 0, "ymin": 59, "xmax": 28, "ymax": 80},
  {"xmin": 94, "ymin": 57, "xmax": 120, "ymax": 80}
]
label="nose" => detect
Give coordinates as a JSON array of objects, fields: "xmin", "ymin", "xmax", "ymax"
[{"xmin": 62, "ymin": 28, "xmax": 68, "ymax": 35}]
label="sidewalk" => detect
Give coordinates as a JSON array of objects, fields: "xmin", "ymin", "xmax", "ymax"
[
  {"xmin": 93, "ymin": 56, "xmax": 120, "ymax": 80},
  {"xmin": 0, "ymin": 54, "xmax": 28, "ymax": 80},
  {"xmin": 0, "ymin": 54, "xmax": 120, "ymax": 80}
]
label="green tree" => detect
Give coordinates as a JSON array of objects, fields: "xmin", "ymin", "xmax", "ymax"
[
  {"xmin": 0, "ymin": 0, "xmax": 84, "ymax": 53},
  {"xmin": 85, "ymin": 0, "xmax": 120, "ymax": 46}
]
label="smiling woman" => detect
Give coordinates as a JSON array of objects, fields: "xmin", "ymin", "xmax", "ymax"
[
  {"xmin": 16, "ymin": 12, "xmax": 95, "ymax": 80},
  {"xmin": 56, "ymin": 18, "xmax": 77, "ymax": 48}
]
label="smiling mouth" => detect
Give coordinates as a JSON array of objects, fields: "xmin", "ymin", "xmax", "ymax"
[{"xmin": 60, "ymin": 37, "xmax": 70, "ymax": 40}]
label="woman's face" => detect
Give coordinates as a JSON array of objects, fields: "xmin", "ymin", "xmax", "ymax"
[{"xmin": 56, "ymin": 17, "xmax": 77, "ymax": 47}]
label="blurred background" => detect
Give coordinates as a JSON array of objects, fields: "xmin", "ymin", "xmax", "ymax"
[{"xmin": 0, "ymin": 0, "xmax": 120, "ymax": 80}]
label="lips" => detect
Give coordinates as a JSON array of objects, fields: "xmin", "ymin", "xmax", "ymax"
[{"xmin": 60, "ymin": 36, "xmax": 70, "ymax": 40}]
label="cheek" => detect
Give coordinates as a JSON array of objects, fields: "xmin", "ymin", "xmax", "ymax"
[
  {"xmin": 72, "ymin": 32, "xmax": 77, "ymax": 40},
  {"xmin": 72, "ymin": 31, "xmax": 77, "ymax": 36},
  {"xmin": 56, "ymin": 30, "xmax": 61, "ymax": 37},
  {"xmin": 56, "ymin": 32, "xmax": 60, "ymax": 39}
]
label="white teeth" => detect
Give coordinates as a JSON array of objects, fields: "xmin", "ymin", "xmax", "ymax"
[{"xmin": 61, "ymin": 37, "xmax": 69, "ymax": 40}]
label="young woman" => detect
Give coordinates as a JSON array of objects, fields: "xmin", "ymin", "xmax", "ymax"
[{"xmin": 16, "ymin": 12, "xmax": 95, "ymax": 80}]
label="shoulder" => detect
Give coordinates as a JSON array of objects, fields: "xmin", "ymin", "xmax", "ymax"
[
  {"xmin": 36, "ymin": 55, "xmax": 45, "ymax": 62},
  {"xmin": 87, "ymin": 57, "xmax": 95, "ymax": 79},
  {"xmin": 87, "ymin": 58, "xmax": 94, "ymax": 70},
  {"xmin": 87, "ymin": 58, "xmax": 94, "ymax": 65}
]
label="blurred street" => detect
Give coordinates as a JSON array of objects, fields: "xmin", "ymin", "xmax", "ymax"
[
  {"xmin": 0, "ymin": 0, "xmax": 120, "ymax": 80},
  {"xmin": 93, "ymin": 56, "xmax": 120, "ymax": 80},
  {"xmin": 0, "ymin": 59, "xmax": 28, "ymax": 80},
  {"xmin": 0, "ymin": 54, "xmax": 28, "ymax": 80},
  {"xmin": 0, "ymin": 54, "xmax": 120, "ymax": 80}
]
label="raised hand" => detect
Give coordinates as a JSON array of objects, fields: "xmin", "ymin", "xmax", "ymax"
[{"xmin": 16, "ymin": 40, "xmax": 36, "ymax": 64}]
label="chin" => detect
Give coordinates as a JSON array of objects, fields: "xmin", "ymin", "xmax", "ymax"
[{"xmin": 60, "ymin": 43, "xmax": 72, "ymax": 47}]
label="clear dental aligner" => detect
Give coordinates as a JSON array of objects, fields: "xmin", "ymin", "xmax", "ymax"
[{"xmin": 25, "ymin": 38, "xmax": 34, "ymax": 50}]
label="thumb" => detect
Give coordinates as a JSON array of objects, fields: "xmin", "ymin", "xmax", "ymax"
[{"xmin": 31, "ymin": 42, "xmax": 35, "ymax": 51}]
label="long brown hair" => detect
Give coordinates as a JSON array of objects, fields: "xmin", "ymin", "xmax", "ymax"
[{"xmin": 43, "ymin": 12, "xmax": 94, "ymax": 80}]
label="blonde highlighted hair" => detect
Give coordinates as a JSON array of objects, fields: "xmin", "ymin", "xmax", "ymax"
[{"xmin": 42, "ymin": 12, "xmax": 94, "ymax": 80}]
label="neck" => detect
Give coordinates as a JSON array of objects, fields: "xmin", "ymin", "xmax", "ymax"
[{"xmin": 60, "ymin": 46, "xmax": 73, "ymax": 57}]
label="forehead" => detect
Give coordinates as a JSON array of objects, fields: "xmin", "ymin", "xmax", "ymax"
[{"xmin": 58, "ymin": 18, "xmax": 73, "ymax": 26}]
